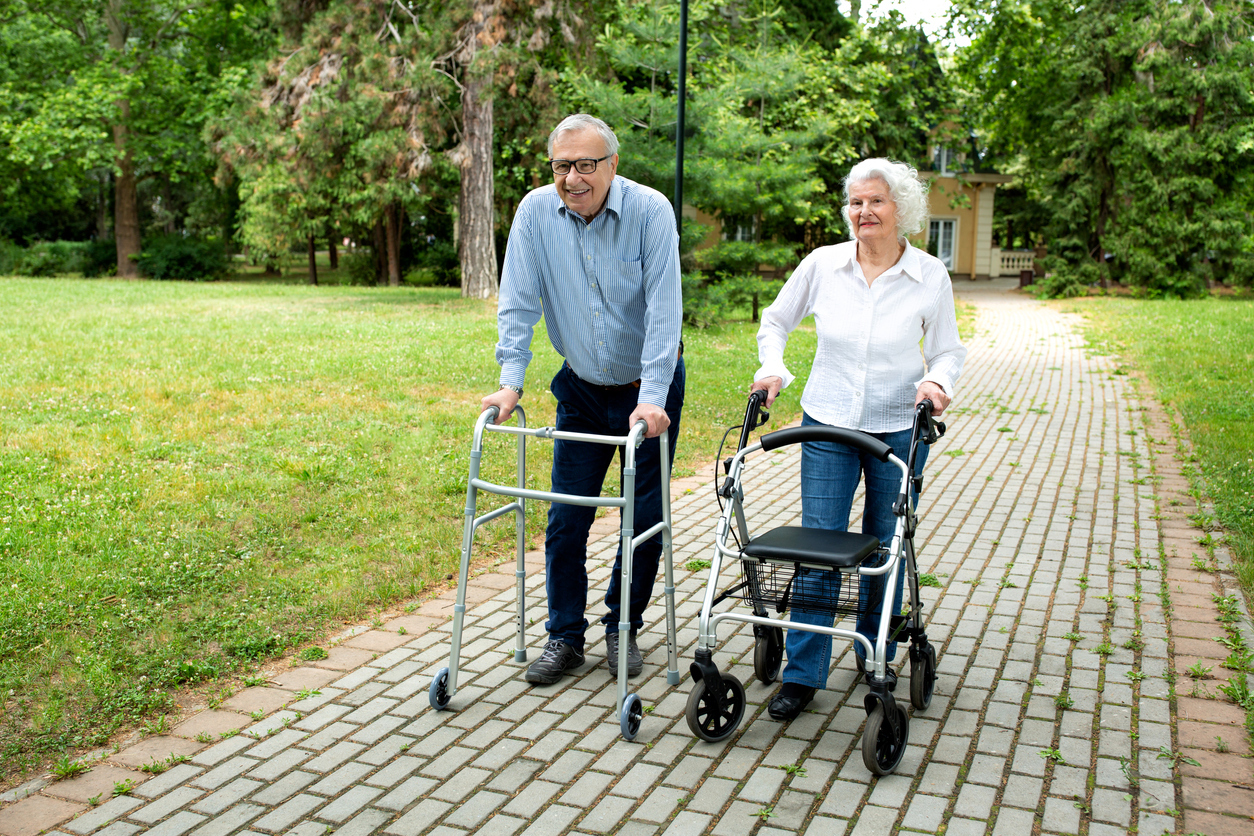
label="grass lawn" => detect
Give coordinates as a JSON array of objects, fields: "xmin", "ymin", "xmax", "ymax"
[
  {"xmin": 1071, "ymin": 295, "xmax": 1254, "ymax": 604},
  {"xmin": 0, "ymin": 276, "xmax": 825, "ymax": 782}
]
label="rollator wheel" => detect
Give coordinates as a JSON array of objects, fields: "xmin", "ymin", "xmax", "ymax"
[
  {"xmin": 861, "ymin": 699, "xmax": 910, "ymax": 775},
  {"xmin": 753, "ymin": 626, "xmax": 784, "ymax": 684},
  {"xmin": 910, "ymin": 643, "xmax": 937, "ymax": 711},
  {"xmin": 619, "ymin": 693, "xmax": 644, "ymax": 740},
  {"xmin": 685, "ymin": 672, "xmax": 746, "ymax": 743},
  {"xmin": 429, "ymin": 667, "xmax": 451, "ymax": 710}
]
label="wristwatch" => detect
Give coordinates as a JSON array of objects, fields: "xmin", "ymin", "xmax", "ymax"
[{"xmin": 500, "ymin": 384, "xmax": 524, "ymax": 397}]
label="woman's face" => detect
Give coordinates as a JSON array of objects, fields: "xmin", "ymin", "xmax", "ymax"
[{"xmin": 847, "ymin": 178, "xmax": 899, "ymax": 246}]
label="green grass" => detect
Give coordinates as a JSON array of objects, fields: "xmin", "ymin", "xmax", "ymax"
[
  {"xmin": 1074, "ymin": 295, "xmax": 1254, "ymax": 600},
  {"xmin": 0, "ymin": 276, "xmax": 821, "ymax": 781}
]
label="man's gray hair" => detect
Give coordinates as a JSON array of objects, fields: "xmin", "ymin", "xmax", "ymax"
[
  {"xmin": 548, "ymin": 114, "xmax": 619, "ymax": 159},
  {"xmin": 842, "ymin": 158, "xmax": 929, "ymax": 240}
]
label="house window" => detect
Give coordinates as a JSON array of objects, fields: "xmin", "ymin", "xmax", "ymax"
[
  {"xmin": 721, "ymin": 215, "xmax": 756, "ymax": 243},
  {"xmin": 928, "ymin": 219, "xmax": 956, "ymax": 270},
  {"xmin": 933, "ymin": 146, "xmax": 959, "ymax": 175}
]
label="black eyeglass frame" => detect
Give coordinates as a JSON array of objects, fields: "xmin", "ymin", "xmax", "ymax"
[{"xmin": 546, "ymin": 155, "xmax": 611, "ymax": 176}]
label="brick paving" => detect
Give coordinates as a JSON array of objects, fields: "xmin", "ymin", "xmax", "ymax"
[{"xmin": 3, "ymin": 279, "xmax": 1252, "ymax": 835}]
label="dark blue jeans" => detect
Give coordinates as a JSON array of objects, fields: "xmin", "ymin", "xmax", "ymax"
[
  {"xmin": 543, "ymin": 359, "xmax": 685, "ymax": 651},
  {"xmin": 781, "ymin": 411, "xmax": 927, "ymax": 689}
]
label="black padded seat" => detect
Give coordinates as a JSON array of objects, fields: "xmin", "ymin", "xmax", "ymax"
[{"xmin": 742, "ymin": 526, "xmax": 881, "ymax": 570}]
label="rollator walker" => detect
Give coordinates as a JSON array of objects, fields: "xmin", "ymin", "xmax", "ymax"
[
  {"xmin": 428, "ymin": 405, "xmax": 680, "ymax": 740},
  {"xmin": 685, "ymin": 391, "xmax": 944, "ymax": 774}
]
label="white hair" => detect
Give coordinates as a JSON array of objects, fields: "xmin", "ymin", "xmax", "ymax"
[
  {"xmin": 548, "ymin": 113, "xmax": 619, "ymax": 158},
  {"xmin": 842, "ymin": 158, "xmax": 929, "ymax": 240}
]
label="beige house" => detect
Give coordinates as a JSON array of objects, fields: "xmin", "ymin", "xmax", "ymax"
[{"xmin": 689, "ymin": 149, "xmax": 1028, "ymax": 281}]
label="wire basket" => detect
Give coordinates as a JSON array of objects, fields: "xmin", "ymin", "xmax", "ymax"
[{"xmin": 734, "ymin": 551, "xmax": 890, "ymax": 618}]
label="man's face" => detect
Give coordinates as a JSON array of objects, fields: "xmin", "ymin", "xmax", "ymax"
[{"xmin": 551, "ymin": 128, "xmax": 618, "ymax": 222}]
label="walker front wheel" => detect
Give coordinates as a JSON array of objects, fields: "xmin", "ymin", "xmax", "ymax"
[
  {"xmin": 753, "ymin": 626, "xmax": 784, "ymax": 684},
  {"xmin": 861, "ymin": 699, "xmax": 909, "ymax": 775},
  {"xmin": 620, "ymin": 693, "xmax": 644, "ymax": 740},
  {"xmin": 429, "ymin": 667, "xmax": 451, "ymax": 710},
  {"xmin": 685, "ymin": 673, "xmax": 745, "ymax": 743},
  {"xmin": 909, "ymin": 643, "xmax": 936, "ymax": 711}
]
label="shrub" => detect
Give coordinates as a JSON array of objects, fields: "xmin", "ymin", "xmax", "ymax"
[
  {"xmin": 0, "ymin": 238, "xmax": 21, "ymax": 274},
  {"xmin": 82, "ymin": 239, "xmax": 117, "ymax": 278},
  {"xmin": 682, "ymin": 272, "xmax": 733, "ymax": 329},
  {"xmin": 12, "ymin": 241, "xmax": 90, "ymax": 276},
  {"xmin": 412, "ymin": 240, "xmax": 460, "ymax": 287},
  {"xmin": 135, "ymin": 235, "xmax": 228, "ymax": 281},
  {"xmin": 341, "ymin": 249, "xmax": 380, "ymax": 286}
]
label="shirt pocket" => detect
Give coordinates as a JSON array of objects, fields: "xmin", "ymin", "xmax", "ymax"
[{"xmin": 603, "ymin": 258, "xmax": 644, "ymax": 306}]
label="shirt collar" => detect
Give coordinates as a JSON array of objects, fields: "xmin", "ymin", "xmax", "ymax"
[
  {"xmin": 840, "ymin": 239, "xmax": 925, "ymax": 282},
  {"xmin": 555, "ymin": 176, "xmax": 623, "ymax": 223}
]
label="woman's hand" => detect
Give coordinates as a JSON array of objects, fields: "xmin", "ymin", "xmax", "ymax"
[
  {"xmin": 916, "ymin": 381, "xmax": 950, "ymax": 416},
  {"xmin": 751, "ymin": 376, "xmax": 783, "ymax": 408}
]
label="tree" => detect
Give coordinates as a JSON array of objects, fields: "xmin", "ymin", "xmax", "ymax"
[
  {"xmin": 1, "ymin": 1, "xmax": 275, "ymax": 273},
  {"xmin": 949, "ymin": 0, "xmax": 1254, "ymax": 296}
]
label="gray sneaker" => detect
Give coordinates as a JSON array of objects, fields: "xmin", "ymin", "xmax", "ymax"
[
  {"xmin": 525, "ymin": 639, "xmax": 584, "ymax": 684},
  {"xmin": 606, "ymin": 632, "xmax": 643, "ymax": 676}
]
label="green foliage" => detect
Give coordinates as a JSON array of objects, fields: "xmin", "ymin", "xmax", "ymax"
[
  {"xmin": 134, "ymin": 235, "xmax": 228, "ymax": 281},
  {"xmin": 950, "ymin": 0, "xmax": 1254, "ymax": 297},
  {"xmin": 0, "ymin": 240, "xmax": 115, "ymax": 277}
]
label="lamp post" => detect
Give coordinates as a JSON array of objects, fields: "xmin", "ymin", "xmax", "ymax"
[{"xmin": 673, "ymin": 0, "xmax": 689, "ymax": 237}]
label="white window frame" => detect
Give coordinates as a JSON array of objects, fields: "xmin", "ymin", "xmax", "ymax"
[{"xmin": 929, "ymin": 218, "xmax": 958, "ymax": 270}]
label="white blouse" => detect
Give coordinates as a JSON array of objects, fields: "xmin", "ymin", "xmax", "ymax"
[{"xmin": 755, "ymin": 240, "xmax": 967, "ymax": 433}]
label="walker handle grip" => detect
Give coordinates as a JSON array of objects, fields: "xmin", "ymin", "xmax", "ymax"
[{"xmin": 759, "ymin": 426, "xmax": 893, "ymax": 462}]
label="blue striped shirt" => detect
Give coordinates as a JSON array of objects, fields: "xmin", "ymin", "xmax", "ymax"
[{"xmin": 496, "ymin": 175, "xmax": 683, "ymax": 408}]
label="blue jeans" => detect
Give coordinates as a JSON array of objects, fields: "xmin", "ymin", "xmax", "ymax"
[
  {"xmin": 781, "ymin": 412, "xmax": 928, "ymax": 689},
  {"xmin": 543, "ymin": 359, "xmax": 685, "ymax": 651}
]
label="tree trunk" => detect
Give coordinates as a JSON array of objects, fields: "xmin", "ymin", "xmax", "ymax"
[
  {"xmin": 372, "ymin": 218, "xmax": 387, "ymax": 285},
  {"xmin": 328, "ymin": 234, "xmax": 338, "ymax": 270},
  {"xmin": 112, "ymin": 112, "xmax": 141, "ymax": 279},
  {"xmin": 307, "ymin": 233, "xmax": 318, "ymax": 285},
  {"xmin": 385, "ymin": 203, "xmax": 402, "ymax": 286},
  {"xmin": 106, "ymin": 2, "xmax": 140, "ymax": 279},
  {"xmin": 458, "ymin": 73, "xmax": 498, "ymax": 299}
]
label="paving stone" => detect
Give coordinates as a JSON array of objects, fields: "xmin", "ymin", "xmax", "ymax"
[
  {"xmin": 132, "ymin": 811, "xmax": 203, "ymax": 836},
  {"xmin": 0, "ymin": 795, "xmax": 86, "ymax": 836},
  {"xmin": 191, "ymin": 778, "xmax": 263, "ymax": 815},
  {"xmin": 187, "ymin": 803, "xmax": 264, "ymax": 836},
  {"xmin": 383, "ymin": 799, "xmax": 452, "ymax": 835},
  {"xmin": 315, "ymin": 786, "xmax": 383, "ymax": 823},
  {"xmin": 252, "ymin": 793, "xmax": 325, "ymax": 831},
  {"xmin": 130, "ymin": 787, "xmax": 205, "ymax": 824},
  {"xmin": 62, "ymin": 795, "xmax": 143, "ymax": 835}
]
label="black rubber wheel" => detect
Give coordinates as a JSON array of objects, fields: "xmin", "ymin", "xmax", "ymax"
[
  {"xmin": 429, "ymin": 667, "xmax": 451, "ymax": 710},
  {"xmin": 685, "ymin": 673, "xmax": 746, "ymax": 743},
  {"xmin": 753, "ymin": 626, "xmax": 784, "ymax": 684},
  {"xmin": 620, "ymin": 693, "xmax": 644, "ymax": 740},
  {"xmin": 861, "ymin": 699, "xmax": 909, "ymax": 775},
  {"xmin": 910, "ymin": 644, "xmax": 936, "ymax": 711}
]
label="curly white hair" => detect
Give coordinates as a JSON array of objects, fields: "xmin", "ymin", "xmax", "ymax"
[{"xmin": 842, "ymin": 158, "xmax": 929, "ymax": 240}]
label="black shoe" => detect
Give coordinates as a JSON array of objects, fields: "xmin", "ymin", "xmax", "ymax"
[
  {"xmin": 768, "ymin": 683, "xmax": 816, "ymax": 721},
  {"xmin": 525, "ymin": 639, "xmax": 584, "ymax": 684},
  {"xmin": 606, "ymin": 632, "xmax": 643, "ymax": 677}
]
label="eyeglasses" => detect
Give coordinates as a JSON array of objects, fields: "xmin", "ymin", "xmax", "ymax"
[{"xmin": 547, "ymin": 156, "xmax": 610, "ymax": 176}]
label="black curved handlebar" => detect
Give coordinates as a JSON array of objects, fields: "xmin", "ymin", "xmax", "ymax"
[{"xmin": 759, "ymin": 425, "xmax": 894, "ymax": 461}]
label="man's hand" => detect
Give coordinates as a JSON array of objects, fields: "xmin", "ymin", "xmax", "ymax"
[
  {"xmin": 629, "ymin": 402, "xmax": 670, "ymax": 439},
  {"xmin": 751, "ymin": 376, "xmax": 784, "ymax": 408},
  {"xmin": 481, "ymin": 388, "xmax": 520, "ymax": 424},
  {"xmin": 915, "ymin": 381, "xmax": 950, "ymax": 416}
]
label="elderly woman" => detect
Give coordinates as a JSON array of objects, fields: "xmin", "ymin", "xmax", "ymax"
[{"xmin": 751, "ymin": 158, "xmax": 967, "ymax": 721}]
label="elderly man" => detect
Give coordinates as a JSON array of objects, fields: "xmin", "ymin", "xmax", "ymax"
[{"xmin": 480, "ymin": 113, "xmax": 684, "ymax": 685}]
